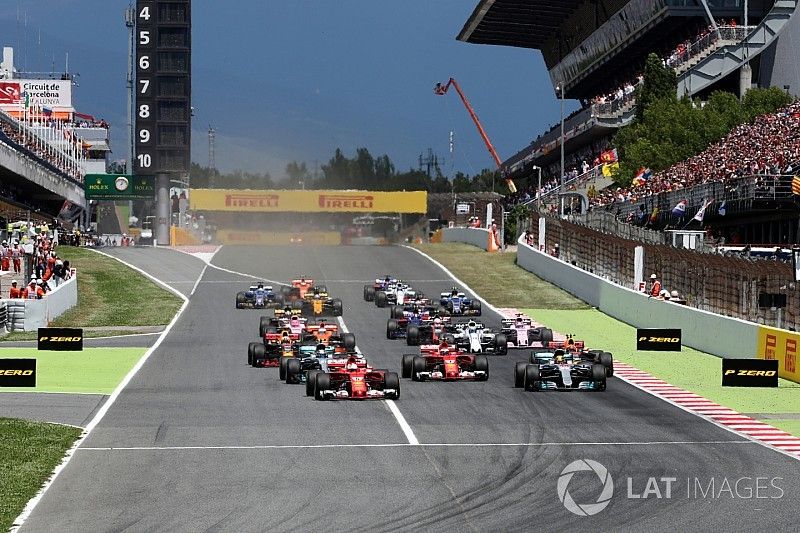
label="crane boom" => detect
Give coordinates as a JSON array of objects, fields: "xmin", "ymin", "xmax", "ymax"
[{"xmin": 434, "ymin": 78, "xmax": 516, "ymax": 193}]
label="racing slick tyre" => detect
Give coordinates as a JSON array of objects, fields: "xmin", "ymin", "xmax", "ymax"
[
  {"xmin": 342, "ymin": 333, "xmax": 356, "ymax": 351},
  {"xmin": 474, "ymin": 355, "xmax": 489, "ymax": 381},
  {"xmin": 437, "ymin": 306, "xmax": 449, "ymax": 317},
  {"xmin": 314, "ymin": 373, "xmax": 331, "ymax": 400},
  {"xmin": 252, "ymin": 344, "xmax": 267, "ymax": 367},
  {"xmin": 514, "ymin": 361, "xmax": 527, "ymax": 388},
  {"xmin": 412, "ymin": 356, "xmax": 427, "ymax": 381},
  {"xmin": 291, "ymin": 299, "xmax": 304, "ymax": 311},
  {"xmin": 375, "ymin": 291, "xmax": 388, "ymax": 308},
  {"xmin": 387, "ymin": 319, "xmax": 399, "ymax": 339},
  {"xmin": 248, "ymin": 342, "xmax": 260, "ymax": 366},
  {"xmin": 364, "ymin": 285, "xmax": 375, "ymax": 301},
  {"xmin": 286, "ymin": 358, "xmax": 301, "ymax": 384},
  {"xmin": 402, "ymin": 354, "xmax": 415, "ymax": 379},
  {"xmin": 591, "ymin": 364, "xmax": 607, "ymax": 391},
  {"xmin": 332, "ymin": 299, "xmax": 344, "ymax": 316},
  {"xmin": 471, "ymin": 300, "xmax": 482, "ymax": 316},
  {"xmin": 539, "ymin": 328, "xmax": 553, "ymax": 345},
  {"xmin": 235, "ymin": 292, "xmax": 246, "ymax": 309},
  {"xmin": 390, "ymin": 305, "xmax": 404, "ymax": 319},
  {"xmin": 279, "ymin": 356, "xmax": 290, "ymax": 381},
  {"xmin": 259, "ymin": 317, "xmax": 272, "ymax": 338},
  {"xmin": 443, "ymin": 334, "xmax": 456, "ymax": 345},
  {"xmin": 524, "ymin": 364, "xmax": 540, "ymax": 391},
  {"xmin": 599, "ymin": 352, "xmax": 614, "ymax": 377},
  {"xmin": 306, "ymin": 369, "xmax": 321, "ymax": 396},
  {"xmin": 494, "ymin": 333, "xmax": 508, "ymax": 355},
  {"xmin": 383, "ymin": 372, "xmax": 400, "ymax": 400},
  {"xmin": 406, "ymin": 325, "xmax": 420, "ymax": 346}
]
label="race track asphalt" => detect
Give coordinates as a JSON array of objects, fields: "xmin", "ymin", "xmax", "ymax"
[{"xmin": 18, "ymin": 245, "xmax": 800, "ymax": 532}]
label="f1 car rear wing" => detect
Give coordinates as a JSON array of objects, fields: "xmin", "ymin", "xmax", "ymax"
[
  {"xmin": 546, "ymin": 340, "xmax": 585, "ymax": 350},
  {"xmin": 501, "ymin": 317, "xmax": 533, "ymax": 327}
]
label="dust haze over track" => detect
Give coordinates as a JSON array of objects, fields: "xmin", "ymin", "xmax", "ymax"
[{"xmin": 17, "ymin": 245, "xmax": 800, "ymax": 532}]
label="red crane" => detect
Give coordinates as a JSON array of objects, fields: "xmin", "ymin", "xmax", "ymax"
[{"xmin": 434, "ymin": 78, "xmax": 516, "ymax": 193}]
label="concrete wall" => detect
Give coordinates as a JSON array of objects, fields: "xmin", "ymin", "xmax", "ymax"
[
  {"xmin": 442, "ymin": 227, "xmax": 490, "ymax": 251},
  {"xmin": 0, "ymin": 275, "xmax": 78, "ymax": 331},
  {"xmin": 516, "ymin": 236, "xmax": 759, "ymax": 359}
]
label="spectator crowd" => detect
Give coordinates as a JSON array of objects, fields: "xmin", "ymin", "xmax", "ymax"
[{"xmin": 591, "ymin": 100, "xmax": 800, "ymax": 208}]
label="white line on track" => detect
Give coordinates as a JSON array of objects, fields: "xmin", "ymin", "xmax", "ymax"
[
  {"xmin": 406, "ymin": 244, "xmax": 800, "ymax": 463},
  {"xmin": 335, "ymin": 315, "xmax": 420, "ymax": 445},
  {"xmin": 76, "ymin": 440, "xmax": 755, "ymax": 451},
  {"xmin": 9, "ymin": 247, "xmax": 217, "ymax": 532}
]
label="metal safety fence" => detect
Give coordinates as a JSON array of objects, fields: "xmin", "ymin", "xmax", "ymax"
[{"xmin": 532, "ymin": 214, "xmax": 797, "ymax": 330}]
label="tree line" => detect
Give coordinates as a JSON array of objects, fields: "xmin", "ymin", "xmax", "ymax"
[{"xmin": 188, "ymin": 148, "xmax": 504, "ymax": 193}]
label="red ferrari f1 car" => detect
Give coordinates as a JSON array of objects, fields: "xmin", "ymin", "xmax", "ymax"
[
  {"xmin": 307, "ymin": 355, "xmax": 400, "ymax": 400},
  {"xmin": 401, "ymin": 342, "xmax": 489, "ymax": 381}
]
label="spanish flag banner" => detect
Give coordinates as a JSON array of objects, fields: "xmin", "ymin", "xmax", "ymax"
[{"xmin": 792, "ymin": 175, "xmax": 800, "ymax": 196}]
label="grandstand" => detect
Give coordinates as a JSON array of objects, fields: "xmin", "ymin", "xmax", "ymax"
[
  {"xmin": 0, "ymin": 46, "xmax": 109, "ymax": 228},
  {"xmin": 458, "ymin": 1, "xmax": 800, "ymax": 195}
]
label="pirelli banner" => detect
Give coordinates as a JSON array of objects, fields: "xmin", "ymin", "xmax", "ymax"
[
  {"xmin": 189, "ymin": 189, "xmax": 427, "ymax": 213},
  {"xmin": 757, "ymin": 326, "xmax": 800, "ymax": 384}
]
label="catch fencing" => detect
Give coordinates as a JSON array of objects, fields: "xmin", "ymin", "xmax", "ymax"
[{"xmin": 532, "ymin": 215, "xmax": 797, "ymax": 330}]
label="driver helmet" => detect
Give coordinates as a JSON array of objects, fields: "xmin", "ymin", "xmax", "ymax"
[
  {"xmin": 318, "ymin": 325, "xmax": 326, "ymax": 334},
  {"xmin": 553, "ymin": 349, "xmax": 566, "ymax": 364},
  {"xmin": 515, "ymin": 316, "xmax": 523, "ymax": 324},
  {"xmin": 468, "ymin": 320, "xmax": 476, "ymax": 328},
  {"xmin": 346, "ymin": 359, "xmax": 358, "ymax": 371},
  {"xmin": 433, "ymin": 318, "xmax": 442, "ymax": 327},
  {"xmin": 257, "ymin": 282, "xmax": 264, "ymax": 289},
  {"xmin": 316, "ymin": 343, "xmax": 327, "ymax": 355},
  {"xmin": 451, "ymin": 287, "xmax": 459, "ymax": 296},
  {"xmin": 440, "ymin": 347, "xmax": 450, "ymax": 355}
]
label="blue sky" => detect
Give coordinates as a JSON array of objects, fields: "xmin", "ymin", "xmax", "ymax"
[{"xmin": 0, "ymin": 0, "xmax": 577, "ymax": 179}]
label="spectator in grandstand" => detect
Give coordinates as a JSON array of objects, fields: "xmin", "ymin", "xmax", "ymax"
[
  {"xmin": 591, "ymin": 101, "xmax": 800, "ymax": 211},
  {"xmin": 8, "ymin": 280, "xmax": 22, "ymax": 298}
]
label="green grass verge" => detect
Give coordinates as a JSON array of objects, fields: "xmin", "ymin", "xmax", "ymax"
[
  {"xmin": 47, "ymin": 246, "xmax": 182, "ymax": 327},
  {"xmin": 0, "ymin": 418, "xmax": 82, "ymax": 532},
  {"xmin": 414, "ymin": 244, "xmax": 588, "ymax": 310},
  {"xmin": 0, "ymin": 348, "xmax": 147, "ymax": 394},
  {"xmin": 1, "ymin": 330, "xmax": 160, "ymax": 342},
  {"xmin": 768, "ymin": 420, "xmax": 800, "ymax": 436}
]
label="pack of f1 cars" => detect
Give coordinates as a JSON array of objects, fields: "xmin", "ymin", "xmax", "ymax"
[
  {"xmin": 363, "ymin": 275, "xmax": 398, "ymax": 302},
  {"xmin": 514, "ymin": 348, "xmax": 613, "ymax": 391},
  {"xmin": 306, "ymin": 354, "xmax": 400, "ymax": 400},
  {"xmin": 235, "ymin": 282, "xmax": 281, "ymax": 309},
  {"xmin": 501, "ymin": 315, "xmax": 554, "ymax": 348},
  {"xmin": 401, "ymin": 342, "xmax": 489, "ymax": 381},
  {"xmin": 438, "ymin": 288, "xmax": 481, "ymax": 316}
]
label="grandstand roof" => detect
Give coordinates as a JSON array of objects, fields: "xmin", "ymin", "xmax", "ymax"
[{"xmin": 457, "ymin": 0, "xmax": 582, "ymax": 49}]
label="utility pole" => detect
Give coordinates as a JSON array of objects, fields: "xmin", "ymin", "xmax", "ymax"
[
  {"xmin": 418, "ymin": 148, "xmax": 438, "ymax": 177},
  {"xmin": 208, "ymin": 125, "xmax": 216, "ymax": 187}
]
